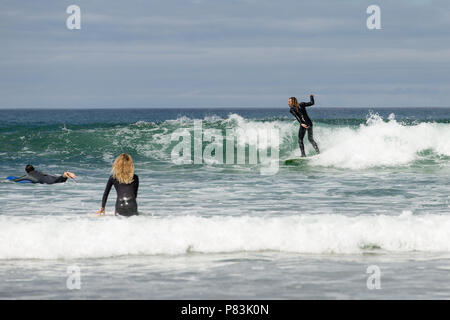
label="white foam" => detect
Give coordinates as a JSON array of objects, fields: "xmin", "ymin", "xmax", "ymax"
[
  {"xmin": 1, "ymin": 213, "xmax": 450, "ymax": 259},
  {"xmin": 310, "ymin": 114, "xmax": 450, "ymax": 169}
]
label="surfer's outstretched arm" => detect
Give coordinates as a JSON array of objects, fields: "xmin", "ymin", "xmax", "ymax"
[
  {"xmin": 300, "ymin": 94, "xmax": 315, "ymax": 107},
  {"xmin": 97, "ymin": 176, "xmax": 114, "ymax": 214},
  {"xmin": 13, "ymin": 174, "xmax": 38, "ymax": 183},
  {"xmin": 133, "ymin": 175, "xmax": 139, "ymax": 198}
]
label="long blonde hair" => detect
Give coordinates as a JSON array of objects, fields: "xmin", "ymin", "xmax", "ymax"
[
  {"xmin": 289, "ymin": 97, "xmax": 299, "ymax": 107},
  {"xmin": 112, "ymin": 153, "xmax": 134, "ymax": 184}
]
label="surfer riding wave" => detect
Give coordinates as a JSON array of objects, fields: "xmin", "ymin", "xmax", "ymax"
[{"xmin": 289, "ymin": 94, "xmax": 320, "ymax": 157}]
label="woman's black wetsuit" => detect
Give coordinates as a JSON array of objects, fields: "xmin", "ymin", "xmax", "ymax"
[
  {"xmin": 289, "ymin": 95, "xmax": 320, "ymax": 157},
  {"xmin": 102, "ymin": 174, "xmax": 139, "ymax": 216}
]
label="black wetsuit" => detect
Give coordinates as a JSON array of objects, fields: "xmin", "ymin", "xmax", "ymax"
[
  {"xmin": 13, "ymin": 170, "xmax": 68, "ymax": 184},
  {"xmin": 102, "ymin": 174, "xmax": 139, "ymax": 217},
  {"xmin": 289, "ymin": 95, "xmax": 320, "ymax": 157}
]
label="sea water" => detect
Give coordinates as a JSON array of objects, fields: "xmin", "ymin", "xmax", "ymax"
[{"xmin": 0, "ymin": 107, "xmax": 449, "ymax": 299}]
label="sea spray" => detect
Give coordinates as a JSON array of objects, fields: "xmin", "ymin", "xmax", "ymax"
[{"xmin": 310, "ymin": 113, "xmax": 450, "ymax": 169}]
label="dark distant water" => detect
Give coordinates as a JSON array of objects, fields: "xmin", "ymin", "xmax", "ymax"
[
  {"xmin": 0, "ymin": 107, "xmax": 449, "ymax": 299},
  {"xmin": 1, "ymin": 107, "xmax": 449, "ymax": 126}
]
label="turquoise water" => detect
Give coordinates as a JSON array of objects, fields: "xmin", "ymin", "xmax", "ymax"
[{"xmin": 0, "ymin": 107, "xmax": 449, "ymax": 299}]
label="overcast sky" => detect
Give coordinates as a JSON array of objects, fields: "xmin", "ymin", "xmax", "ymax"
[{"xmin": 1, "ymin": 0, "xmax": 449, "ymax": 108}]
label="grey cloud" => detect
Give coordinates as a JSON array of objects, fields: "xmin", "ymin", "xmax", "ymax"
[{"xmin": 0, "ymin": 0, "xmax": 449, "ymax": 108}]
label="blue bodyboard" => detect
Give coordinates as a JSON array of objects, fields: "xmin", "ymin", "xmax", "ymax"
[{"xmin": 6, "ymin": 176, "xmax": 33, "ymax": 183}]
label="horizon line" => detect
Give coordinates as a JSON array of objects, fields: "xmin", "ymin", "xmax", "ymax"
[{"xmin": 1, "ymin": 106, "xmax": 449, "ymax": 110}]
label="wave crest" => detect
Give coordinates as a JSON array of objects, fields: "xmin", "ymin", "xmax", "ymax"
[{"xmin": 1, "ymin": 212, "xmax": 450, "ymax": 259}]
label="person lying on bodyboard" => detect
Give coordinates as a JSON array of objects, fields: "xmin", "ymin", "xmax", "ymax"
[{"xmin": 11, "ymin": 164, "xmax": 76, "ymax": 184}]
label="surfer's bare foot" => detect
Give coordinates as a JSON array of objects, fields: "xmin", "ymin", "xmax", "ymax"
[
  {"xmin": 95, "ymin": 207, "xmax": 105, "ymax": 215},
  {"xmin": 63, "ymin": 171, "xmax": 77, "ymax": 179}
]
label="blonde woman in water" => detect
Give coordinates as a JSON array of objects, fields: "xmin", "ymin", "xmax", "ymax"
[{"xmin": 96, "ymin": 153, "xmax": 139, "ymax": 216}]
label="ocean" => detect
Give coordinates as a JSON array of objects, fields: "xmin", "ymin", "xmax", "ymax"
[{"xmin": 0, "ymin": 107, "xmax": 449, "ymax": 299}]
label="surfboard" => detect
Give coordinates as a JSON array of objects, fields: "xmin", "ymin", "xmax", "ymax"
[
  {"xmin": 284, "ymin": 158, "xmax": 308, "ymax": 165},
  {"xmin": 284, "ymin": 156, "xmax": 314, "ymax": 166},
  {"xmin": 6, "ymin": 176, "xmax": 33, "ymax": 183},
  {"xmin": 284, "ymin": 154, "xmax": 320, "ymax": 165}
]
